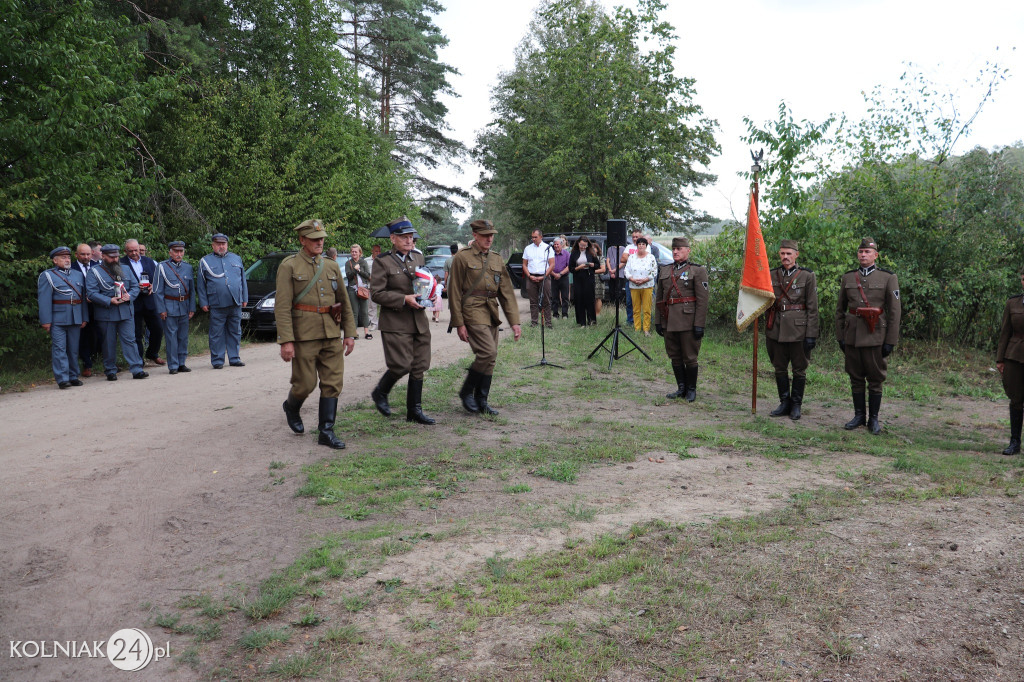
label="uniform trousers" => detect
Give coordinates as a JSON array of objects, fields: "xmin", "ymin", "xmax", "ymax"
[
  {"xmin": 551, "ymin": 276, "xmax": 570, "ymax": 318},
  {"xmin": 98, "ymin": 318, "xmax": 144, "ymax": 375},
  {"xmin": 162, "ymin": 315, "xmax": 190, "ymax": 370},
  {"xmin": 665, "ymin": 330, "xmax": 701, "ymax": 366},
  {"xmin": 766, "ymin": 338, "xmax": 810, "ymax": 379},
  {"xmin": 289, "ymin": 337, "xmax": 345, "ymax": 400},
  {"xmin": 466, "ymin": 324, "xmax": 500, "ymax": 374},
  {"xmin": 1002, "ymin": 359, "xmax": 1024, "ymax": 410},
  {"xmin": 49, "ymin": 324, "xmax": 82, "ymax": 382},
  {"xmin": 525, "ymin": 276, "xmax": 552, "ymax": 325},
  {"xmin": 844, "ymin": 345, "xmax": 887, "ymax": 394},
  {"xmin": 208, "ymin": 305, "xmax": 242, "ymax": 365},
  {"xmin": 381, "ymin": 330, "xmax": 431, "ymax": 380}
]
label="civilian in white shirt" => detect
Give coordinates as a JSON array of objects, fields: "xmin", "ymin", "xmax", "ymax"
[{"xmin": 522, "ymin": 229, "xmax": 555, "ymax": 328}]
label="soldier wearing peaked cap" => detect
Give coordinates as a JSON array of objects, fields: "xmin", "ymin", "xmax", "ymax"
[
  {"xmin": 654, "ymin": 237, "xmax": 709, "ymax": 402},
  {"xmin": 276, "ymin": 219, "xmax": 357, "ymax": 449},
  {"xmin": 836, "ymin": 237, "xmax": 901, "ymax": 435},
  {"xmin": 369, "ymin": 217, "xmax": 436, "ymax": 424},
  {"xmin": 765, "ymin": 239, "xmax": 819, "ymax": 420},
  {"xmin": 86, "ymin": 244, "xmax": 148, "ymax": 380},
  {"xmin": 198, "ymin": 232, "xmax": 247, "ymax": 368},
  {"xmin": 38, "ymin": 246, "xmax": 89, "ymax": 388},
  {"xmin": 448, "ymin": 219, "xmax": 521, "ymax": 415},
  {"xmin": 154, "ymin": 241, "xmax": 195, "ymax": 373}
]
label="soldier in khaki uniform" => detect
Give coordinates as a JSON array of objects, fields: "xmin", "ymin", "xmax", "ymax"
[
  {"xmin": 996, "ymin": 269, "xmax": 1024, "ymax": 455},
  {"xmin": 765, "ymin": 239, "xmax": 819, "ymax": 420},
  {"xmin": 275, "ymin": 219, "xmax": 357, "ymax": 449},
  {"xmin": 836, "ymin": 237, "xmax": 900, "ymax": 435},
  {"xmin": 654, "ymin": 237, "xmax": 709, "ymax": 402},
  {"xmin": 448, "ymin": 219, "xmax": 522, "ymax": 415},
  {"xmin": 369, "ymin": 216, "xmax": 435, "ymax": 425}
]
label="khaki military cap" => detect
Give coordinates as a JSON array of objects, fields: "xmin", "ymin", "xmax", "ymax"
[
  {"xmin": 859, "ymin": 237, "xmax": 878, "ymax": 251},
  {"xmin": 470, "ymin": 219, "xmax": 496, "ymax": 235},
  {"xmin": 671, "ymin": 237, "xmax": 690, "ymax": 248},
  {"xmin": 295, "ymin": 219, "xmax": 327, "ymax": 239},
  {"xmin": 779, "ymin": 239, "xmax": 799, "ymax": 251}
]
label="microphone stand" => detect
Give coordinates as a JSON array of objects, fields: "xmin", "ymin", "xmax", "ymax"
[
  {"xmin": 525, "ymin": 250, "xmax": 564, "ymax": 370},
  {"xmin": 588, "ymin": 248, "xmax": 650, "ymax": 370}
]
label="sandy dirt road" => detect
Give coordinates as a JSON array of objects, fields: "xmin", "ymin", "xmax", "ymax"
[{"xmin": 0, "ymin": 302, "xmax": 526, "ymax": 681}]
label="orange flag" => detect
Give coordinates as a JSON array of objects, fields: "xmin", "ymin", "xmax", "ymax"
[{"xmin": 735, "ymin": 188, "xmax": 775, "ymax": 331}]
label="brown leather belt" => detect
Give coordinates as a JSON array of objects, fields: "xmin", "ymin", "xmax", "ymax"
[
  {"xmin": 164, "ymin": 295, "xmax": 189, "ymax": 302},
  {"xmin": 53, "ymin": 299, "xmax": 81, "ymax": 305},
  {"xmin": 293, "ymin": 303, "xmax": 332, "ymax": 313},
  {"xmin": 667, "ymin": 296, "xmax": 696, "ymax": 304},
  {"xmin": 468, "ymin": 290, "xmax": 498, "ymax": 298},
  {"xmin": 780, "ymin": 303, "xmax": 805, "ymax": 311}
]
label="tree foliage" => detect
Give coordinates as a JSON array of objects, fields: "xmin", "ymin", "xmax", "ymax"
[{"xmin": 475, "ymin": 0, "xmax": 719, "ymax": 239}]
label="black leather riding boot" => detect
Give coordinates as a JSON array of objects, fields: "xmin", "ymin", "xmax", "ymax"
[
  {"xmin": 844, "ymin": 392, "xmax": 866, "ymax": 430},
  {"xmin": 684, "ymin": 365, "xmax": 698, "ymax": 402},
  {"xmin": 666, "ymin": 364, "xmax": 687, "ymax": 399},
  {"xmin": 1003, "ymin": 406, "xmax": 1022, "ymax": 455},
  {"xmin": 867, "ymin": 393, "xmax": 882, "ymax": 435},
  {"xmin": 317, "ymin": 397, "xmax": 345, "ymax": 449},
  {"xmin": 789, "ymin": 376, "xmax": 805, "ymax": 421},
  {"xmin": 769, "ymin": 375, "xmax": 791, "ymax": 417},
  {"xmin": 283, "ymin": 396, "xmax": 305, "ymax": 434},
  {"xmin": 406, "ymin": 378, "xmax": 435, "ymax": 425},
  {"xmin": 475, "ymin": 373, "xmax": 499, "ymax": 415},
  {"xmin": 460, "ymin": 369, "xmax": 481, "ymax": 413},
  {"xmin": 371, "ymin": 370, "xmax": 400, "ymax": 417}
]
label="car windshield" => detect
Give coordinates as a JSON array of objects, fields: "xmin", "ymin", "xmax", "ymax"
[{"xmin": 244, "ymin": 256, "xmax": 283, "ymax": 283}]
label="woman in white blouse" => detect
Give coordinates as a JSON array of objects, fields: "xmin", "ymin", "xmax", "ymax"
[{"xmin": 624, "ymin": 237, "xmax": 657, "ymax": 336}]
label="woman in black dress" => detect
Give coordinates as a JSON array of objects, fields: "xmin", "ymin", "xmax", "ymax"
[{"xmin": 570, "ymin": 237, "xmax": 600, "ymax": 326}]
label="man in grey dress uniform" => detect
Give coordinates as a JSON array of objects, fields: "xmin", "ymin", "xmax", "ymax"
[
  {"xmin": 38, "ymin": 246, "xmax": 89, "ymax": 388},
  {"xmin": 85, "ymin": 244, "xmax": 148, "ymax": 380},
  {"xmin": 154, "ymin": 241, "xmax": 195, "ymax": 374},
  {"xmin": 198, "ymin": 233, "xmax": 248, "ymax": 369}
]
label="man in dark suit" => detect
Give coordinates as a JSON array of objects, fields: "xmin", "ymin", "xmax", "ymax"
[
  {"xmin": 72, "ymin": 243, "xmax": 100, "ymax": 377},
  {"xmin": 121, "ymin": 238, "xmax": 164, "ymax": 365}
]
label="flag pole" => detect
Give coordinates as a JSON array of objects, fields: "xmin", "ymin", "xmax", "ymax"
[{"xmin": 750, "ymin": 150, "xmax": 763, "ymax": 415}]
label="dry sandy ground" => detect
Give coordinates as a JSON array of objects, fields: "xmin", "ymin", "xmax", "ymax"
[{"xmin": 2, "ymin": 299, "xmax": 1022, "ymax": 681}]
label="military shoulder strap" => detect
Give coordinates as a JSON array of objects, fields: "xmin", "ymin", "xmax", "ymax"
[{"xmin": 293, "ymin": 257, "xmax": 328, "ymax": 304}]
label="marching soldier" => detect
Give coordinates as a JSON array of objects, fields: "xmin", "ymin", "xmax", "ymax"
[
  {"xmin": 276, "ymin": 220, "xmax": 357, "ymax": 449},
  {"xmin": 154, "ymin": 241, "xmax": 195, "ymax": 374},
  {"xmin": 448, "ymin": 219, "xmax": 522, "ymax": 415},
  {"xmin": 654, "ymin": 237, "xmax": 709, "ymax": 402},
  {"xmin": 765, "ymin": 240, "xmax": 819, "ymax": 420},
  {"xmin": 38, "ymin": 246, "xmax": 88, "ymax": 388},
  {"xmin": 995, "ymin": 268, "xmax": 1024, "ymax": 455},
  {"xmin": 198, "ymin": 233, "xmax": 247, "ymax": 369},
  {"xmin": 86, "ymin": 244, "xmax": 148, "ymax": 380},
  {"xmin": 369, "ymin": 217, "xmax": 435, "ymax": 424},
  {"xmin": 836, "ymin": 237, "xmax": 900, "ymax": 434}
]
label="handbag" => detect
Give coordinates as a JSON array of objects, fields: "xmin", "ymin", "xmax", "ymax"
[{"xmin": 356, "ymin": 285, "xmax": 370, "ymax": 300}]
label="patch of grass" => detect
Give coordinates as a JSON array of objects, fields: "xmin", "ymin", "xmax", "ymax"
[
  {"xmin": 561, "ymin": 497, "xmax": 597, "ymax": 521},
  {"xmin": 239, "ymin": 626, "xmax": 291, "ymax": 651},
  {"xmin": 266, "ymin": 651, "xmax": 323, "ymax": 678},
  {"xmin": 293, "ymin": 606, "xmax": 323, "ymax": 627},
  {"xmin": 533, "ymin": 460, "xmax": 579, "ymax": 483},
  {"xmin": 503, "ymin": 483, "xmax": 531, "ymax": 494}
]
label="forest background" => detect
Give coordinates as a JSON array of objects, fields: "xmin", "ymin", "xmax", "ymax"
[{"xmin": 3, "ymin": 0, "xmax": 1024, "ymax": 371}]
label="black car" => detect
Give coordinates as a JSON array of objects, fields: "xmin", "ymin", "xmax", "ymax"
[{"xmin": 244, "ymin": 252, "xmax": 355, "ymax": 333}]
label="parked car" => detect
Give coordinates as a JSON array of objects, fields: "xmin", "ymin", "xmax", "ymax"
[
  {"xmin": 242, "ymin": 251, "xmax": 351, "ymax": 333},
  {"xmin": 425, "ymin": 244, "xmax": 454, "ymax": 257},
  {"xmin": 423, "ymin": 254, "xmax": 450, "ymax": 296}
]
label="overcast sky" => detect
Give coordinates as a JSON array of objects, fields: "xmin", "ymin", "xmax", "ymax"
[{"xmin": 431, "ymin": 0, "xmax": 1024, "ymax": 224}]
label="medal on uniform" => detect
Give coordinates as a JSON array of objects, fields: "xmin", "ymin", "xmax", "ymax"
[{"xmin": 681, "ymin": 271, "xmax": 688, "ymax": 281}]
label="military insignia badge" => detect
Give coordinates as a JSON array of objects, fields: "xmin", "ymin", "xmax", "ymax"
[
  {"xmin": 893, "ymin": 290, "xmax": 899, "ymax": 299},
  {"xmin": 702, "ymin": 281, "xmax": 709, "ymax": 290},
  {"xmin": 681, "ymin": 271, "xmax": 689, "ymax": 280},
  {"xmin": 494, "ymin": 274, "xmax": 501, "ymax": 284}
]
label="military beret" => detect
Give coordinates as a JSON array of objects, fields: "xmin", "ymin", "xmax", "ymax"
[
  {"xmin": 859, "ymin": 237, "xmax": 878, "ymax": 251},
  {"xmin": 386, "ymin": 216, "xmax": 419, "ymax": 237},
  {"xmin": 101, "ymin": 244, "xmax": 120, "ymax": 255},
  {"xmin": 779, "ymin": 239, "xmax": 799, "ymax": 251},
  {"xmin": 49, "ymin": 246, "xmax": 72, "ymax": 258},
  {"xmin": 470, "ymin": 219, "xmax": 496, "ymax": 235},
  {"xmin": 211, "ymin": 233, "xmax": 229, "ymax": 243},
  {"xmin": 672, "ymin": 237, "xmax": 690, "ymax": 248},
  {"xmin": 168, "ymin": 240, "xmax": 186, "ymax": 250},
  {"xmin": 294, "ymin": 219, "xmax": 327, "ymax": 239}
]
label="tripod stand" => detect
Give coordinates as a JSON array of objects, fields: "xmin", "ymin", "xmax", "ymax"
[
  {"xmin": 588, "ymin": 254, "xmax": 651, "ymax": 371},
  {"xmin": 524, "ymin": 271, "xmax": 564, "ymax": 369}
]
